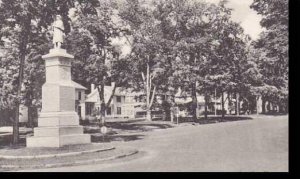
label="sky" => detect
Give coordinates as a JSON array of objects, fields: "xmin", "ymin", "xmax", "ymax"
[{"xmin": 207, "ymin": 0, "xmax": 263, "ymax": 40}]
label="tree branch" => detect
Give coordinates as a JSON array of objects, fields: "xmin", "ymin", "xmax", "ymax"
[{"xmin": 141, "ymin": 72, "xmax": 145, "ymax": 82}]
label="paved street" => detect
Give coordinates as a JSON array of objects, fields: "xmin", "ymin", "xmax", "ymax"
[{"xmin": 18, "ymin": 115, "xmax": 288, "ymax": 172}]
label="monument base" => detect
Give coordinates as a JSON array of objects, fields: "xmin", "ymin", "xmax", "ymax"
[
  {"xmin": 26, "ymin": 47, "xmax": 91, "ymax": 148},
  {"xmin": 27, "ymin": 134, "xmax": 91, "ymax": 148},
  {"xmin": 26, "ymin": 111, "xmax": 91, "ymax": 148},
  {"xmin": 38, "ymin": 111, "xmax": 80, "ymax": 126}
]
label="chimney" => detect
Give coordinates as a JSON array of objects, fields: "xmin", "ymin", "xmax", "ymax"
[
  {"xmin": 111, "ymin": 82, "xmax": 115, "ymax": 87},
  {"xmin": 91, "ymin": 84, "xmax": 95, "ymax": 91}
]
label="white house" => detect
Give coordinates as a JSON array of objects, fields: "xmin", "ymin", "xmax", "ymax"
[
  {"xmin": 84, "ymin": 83, "xmax": 143, "ymax": 120},
  {"xmin": 73, "ymin": 81, "xmax": 87, "ymax": 120}
]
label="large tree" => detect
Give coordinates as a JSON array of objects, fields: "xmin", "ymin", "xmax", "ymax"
[
  {"xmin": 153, "ymin": 0, "xmax": 248, "ymax": 120},
  {"xmin": 118, "ymin": 0, "xmax": 174, "ymax": 121},
  {"xmin": 66, "ymin": 0, "xmax": 130, "ymax": 124},
  {"xmin": 250, "ymin": 0, "xmax": 288, "ymax": 113}
]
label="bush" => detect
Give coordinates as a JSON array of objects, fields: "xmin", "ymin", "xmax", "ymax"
[{"xmin": 216, "ymin": 110, "xmax": 227, "ymax": 115}]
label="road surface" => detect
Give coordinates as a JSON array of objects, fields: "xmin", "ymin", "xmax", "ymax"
[{"xmin": 18, "ymin": 115, "xmax": 288, "ymax": 172}]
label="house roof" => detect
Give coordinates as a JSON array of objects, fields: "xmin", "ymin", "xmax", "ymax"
[
  {"xmin": 103, "ymin": 86, "xmax": 127, "ymax": 96},
  {"xmin": 72, "ymin": 81, "xmax": 87, "ymax": 90},
  {"xmin": 86, "ymin": 85, "xmax": 143, "ymax": 103}
]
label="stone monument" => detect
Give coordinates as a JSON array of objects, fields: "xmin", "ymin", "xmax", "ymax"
[{"xmin": 26, "ymin": 15, "xmax": 91, "ymax": 147}]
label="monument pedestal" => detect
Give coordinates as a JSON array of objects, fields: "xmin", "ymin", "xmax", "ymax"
[{"xmin": 26, "ymin": 48, "xmax": 91, "ymax": 147}]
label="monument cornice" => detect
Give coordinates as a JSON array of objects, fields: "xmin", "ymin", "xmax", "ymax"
[{"xmin": 42, "ymin": 48, "xmax": 74, "ymax": 59}]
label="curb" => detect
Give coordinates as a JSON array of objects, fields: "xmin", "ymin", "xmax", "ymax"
[
  {"xmin": 0, "ymin": 150, "xmax": 138, "ymax": 170},
  {"xmin": 0, "ymin": 146, "xmax": 115, "ymax": 159}
]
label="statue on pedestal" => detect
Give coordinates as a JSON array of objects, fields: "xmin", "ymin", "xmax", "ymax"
[
  {"xmin": 27, "ymin": 15, "xmax": 91, "ymax": 148},
  {"xmin": 52, "ymin": 15, "xmax": 64, "ymax": 49}
]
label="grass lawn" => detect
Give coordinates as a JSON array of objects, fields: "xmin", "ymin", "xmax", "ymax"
[
  {"xmin": 0, "ymin": 147, "xmax": 137, "ymax": 171},
  {"xmin": 0, "ymin": 143, "xmax": 113, "ymax": 156}
]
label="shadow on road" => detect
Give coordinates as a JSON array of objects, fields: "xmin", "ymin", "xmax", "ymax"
[
  {"xmin": 91, "ymin": 134, "xmax": 145, "ymax": 143},
  {"xmin": 87, "ymin": 120, "xmax": 174, "ymax": 143},
  {"xmin": 178, "ymin": 116, "xmax": 253, "ymax": 124},
  {"xmin": 106, "ymin": 122, "xmax": 174, "ymax": 132}
]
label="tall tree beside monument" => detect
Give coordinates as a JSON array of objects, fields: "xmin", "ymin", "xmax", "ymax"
[{"xmin": 0, "ymin": 0, "xmax": 54, "ymax": 144}]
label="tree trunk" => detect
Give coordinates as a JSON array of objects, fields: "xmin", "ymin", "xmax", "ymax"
[
  {"xmin": 204, "ymin": 94, "xmax": 208, "ymax": 120},
  {"xmin": 97, "ymin": 85, "xmax": 106, "ymax": 126},
  {"xmin": 191, "ymin": 83, "xmax": 197, "ymax": 122},
  {"xmin": 236, "ymin": 92, "xmax": 240, "ymax": 116},
  {"xmin": 166, "ymin": 109, "xmax": 171, "ymax": 121},
  {"xmin": 162, "ymin": 110, "xmax": 166, "ymax": 121},
  {"xmin": 13, "ymin": 106, "xmax": 20, "ymax": 144},
  {"xmin": 266, "ymin": 101, "xmax": 270, "ymax": 113},
  {"xmin": 256, "ymin": 96, "xmax": 259, "ymax": 115},
  {"xmin": 146, "ymin": 64, "xmax": 150, "ymax": 120},
  {"xmin": 262, "ymin": 97, "xmax": 266, "ymax": 114},
  {"xmin": 100, "ymin": 102, "xmax": 106, "ymax": 125},
  {"xmin": 228, "ymin": 92, "xmax": 232, "ymax": 115},
  {"xmin": 214, "ymin": 89, "xmax": 217, "ymax": 116},
  {"xmin": 146, "ymin": 109, "xmax": 151, "ymax": 121},
  {"xmin": 13, "ymin": 46, "xmax": 26, "ymax": 144},
  {"xmin": 145, "ymin": 63, "xmax": 153, "ymax": 122},
  {"xmin": 221, "ymin": 92, "xmax": 225, "ymax": 119},
  {"xmin": 13, "ymin": 17, "xmax": 31, "ymax": 144},
  {"xmin": 170, "ymin": 109, "xmax": 174, "ymax": 123},
  {"xmin": 279, "ymin": 104, "xmax": 284, "ymax": 113}
]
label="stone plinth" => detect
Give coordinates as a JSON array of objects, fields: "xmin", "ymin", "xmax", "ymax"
[{"xmin": 26, "ymin": 48, "xmax": 91, "ymax": 147}]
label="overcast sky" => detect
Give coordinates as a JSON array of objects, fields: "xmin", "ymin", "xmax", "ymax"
[{"xmin": 207, "ymin": 0, "xmax": 263, "ymax": 40}]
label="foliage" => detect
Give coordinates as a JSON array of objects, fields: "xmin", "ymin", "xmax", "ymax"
[
  {"xmin": 250, "ymin": 0, "xmax": 288, "ymax": 112},
  {"xmin": 118, "ymin": 0, "xmax": 178, "ymax": 121},
  {"xmin": 66, "ymin": 0, "xmax": 131, "ymax": 124}
]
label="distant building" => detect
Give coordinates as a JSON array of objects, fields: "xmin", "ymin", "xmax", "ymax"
[
  {"xmin": 83, "ymin": 84, "xmax": 252, "ymax": 120},
  {"xmin": 73, "ymin": 82, "xmax": 87, "ymax": 120},
  {"xmin": 84, "ymin": 83, "xmax": 144, "ymax": 120}
]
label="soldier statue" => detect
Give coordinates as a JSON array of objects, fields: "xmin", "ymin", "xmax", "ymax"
[{"xmin": 52, "ymin": 15, "xmax": 64, "ymax": 49}]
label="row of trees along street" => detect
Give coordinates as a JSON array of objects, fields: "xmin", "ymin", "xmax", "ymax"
[{"xmin": 0, "ymin": 0, "xmax": 288, "ymax": 144}]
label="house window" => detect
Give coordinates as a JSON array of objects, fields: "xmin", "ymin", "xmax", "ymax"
[
  {"xmin": 135, "ymin": 96, "xmax": 139, "ymax": 102},
  {"xmin": 116, "ymin": 96, "xmax": 122, "ymax": 103},
  {"xmin": 78, "ymin": 91, "xmax": 81, "ymax": 100},
  {"xmin": 117, "ymin": 107, "xmax": 122, "ymax": 115},
  {"xmin": 106, "ymin": 107, "xmax": 111, "ymax": 115}
]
